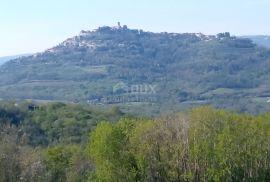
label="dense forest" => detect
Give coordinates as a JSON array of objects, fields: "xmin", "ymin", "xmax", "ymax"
[{"xmin": 0, "ymin": 101, "xmax": 269, "ymax": 181}]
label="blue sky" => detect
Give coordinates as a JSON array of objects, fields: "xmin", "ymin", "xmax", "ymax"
[{"xmin": 0, "ymin": 0, "xmax": 269, "ymax": 56}]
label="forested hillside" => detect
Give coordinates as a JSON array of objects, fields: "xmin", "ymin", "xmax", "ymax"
[
  {"xmin": 0, "ymin": 101, "xmax": 269, "ymax": 181},
  {"xmin": 0, "ymin": 26, "xmax": 270, "ymax": 115}
]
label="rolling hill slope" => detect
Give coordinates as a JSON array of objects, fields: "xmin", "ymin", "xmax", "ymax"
[
  {"xmin": 0, "ymin": 26, "xmax": 270, "ymax": 115},
  {"xmin": 242, "ymin": 35, "xmax": 270, "ymax": 48},
  {"xmin": 0, "ymin": 54, "xmax": 31, "ymax": 65}
]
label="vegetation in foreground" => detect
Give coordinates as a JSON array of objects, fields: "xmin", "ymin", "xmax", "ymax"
[{"xmin": 0, "ymin": 101, "xmax": 269, "ymax": 181}]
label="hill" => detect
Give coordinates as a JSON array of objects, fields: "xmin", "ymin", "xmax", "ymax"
[
  {"xmin": 0, "ymin": 25, "xmax": 270, "ymax": 115},
  {"xmin": 242, "ymin": 35, "xmax": 270, "ymax": 48},
  {"xmin": 0, "ymin": 54, "xmax": 32, "ymax": 65}
]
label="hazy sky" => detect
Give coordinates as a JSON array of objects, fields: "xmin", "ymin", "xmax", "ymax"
[{"xmin": 0, "ymin": 0, "xmax": 269, "ymax": 56}]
